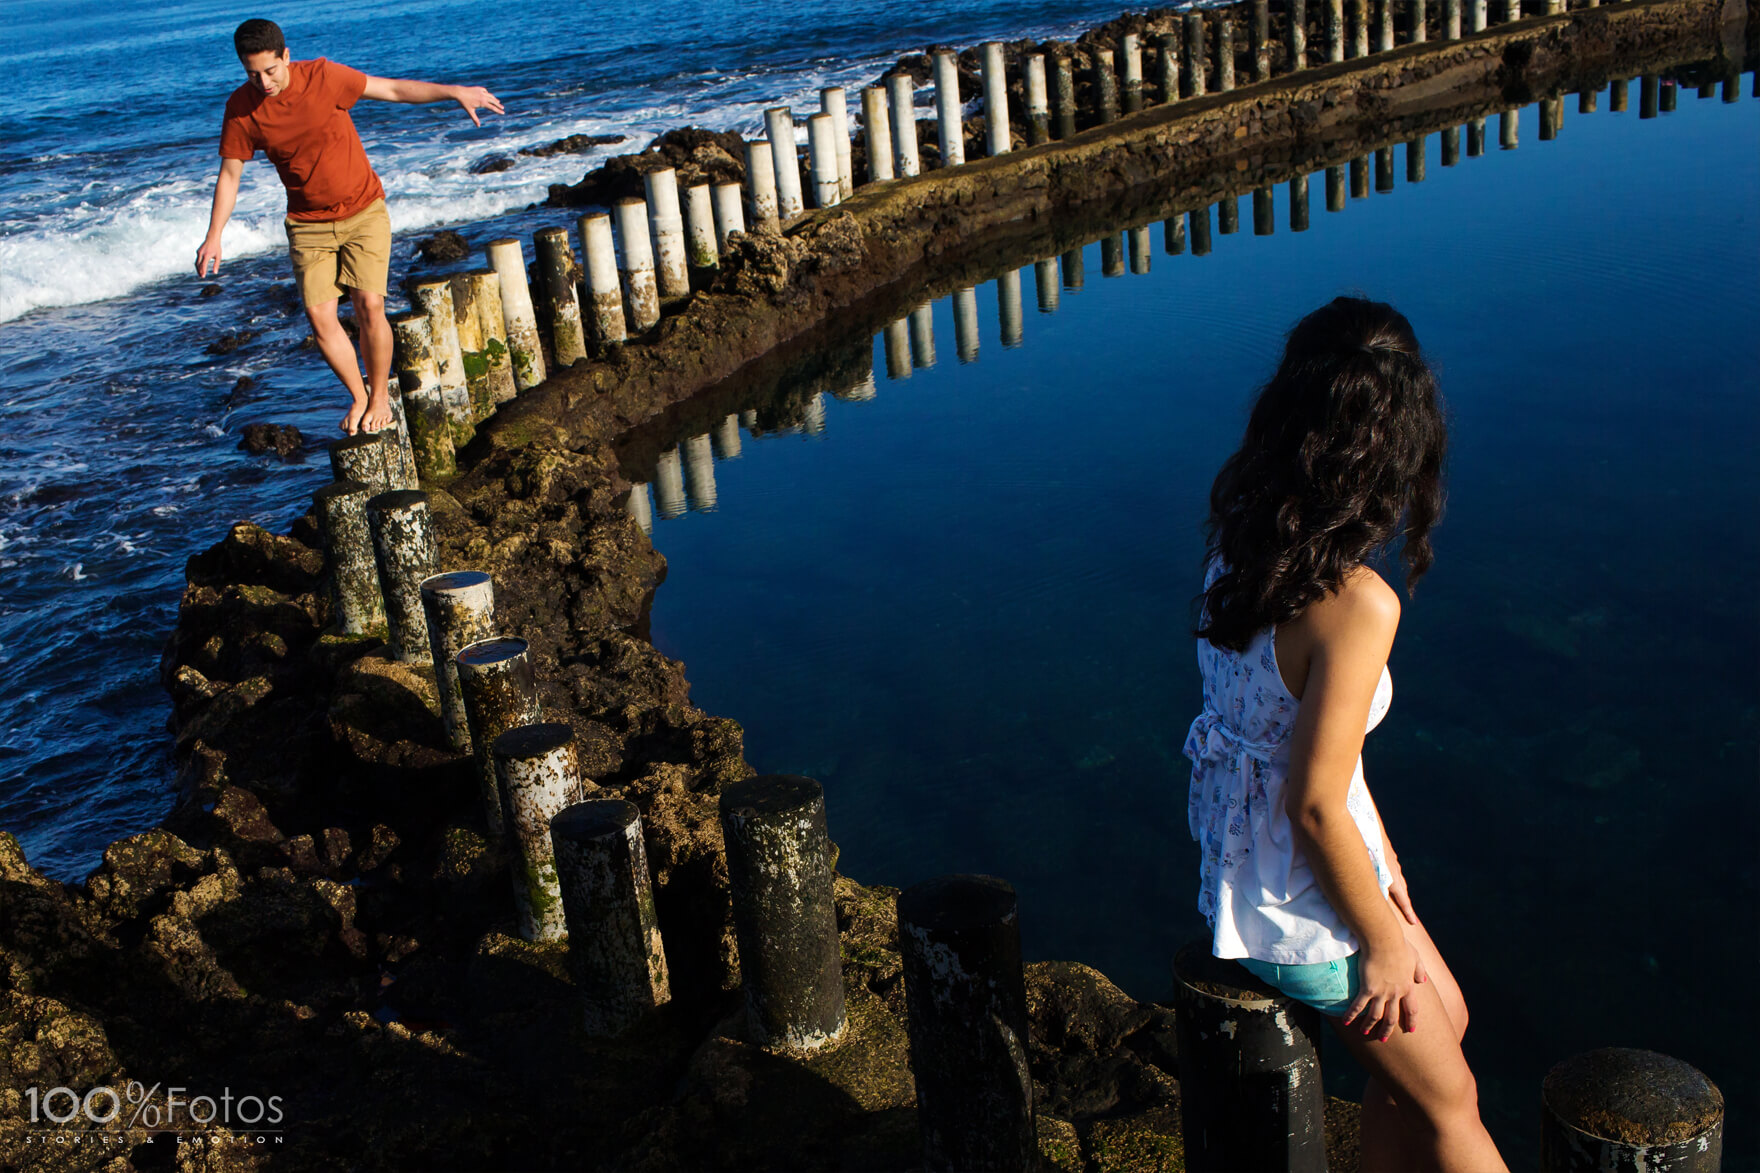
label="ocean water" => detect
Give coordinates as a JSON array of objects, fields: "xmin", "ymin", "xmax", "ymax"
[{"xmin": 638, "ymin": 91, "xmax": 1760, "ymax": 1158}]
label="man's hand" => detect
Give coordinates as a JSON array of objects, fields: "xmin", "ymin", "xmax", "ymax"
[
  {"xmin": 452, "ymin": 85, "xmax": 504, "ymax": 127},
  {"xmin": 195, "ymin": 235, "xmax": 224, "ymax": 278}
]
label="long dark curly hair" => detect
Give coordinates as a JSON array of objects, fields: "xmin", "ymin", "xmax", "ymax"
[{"xmin": 1196, "ymin": 296, "xmax": 1448, "ymax": 652}]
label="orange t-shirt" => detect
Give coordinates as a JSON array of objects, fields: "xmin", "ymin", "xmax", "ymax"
[{"xmin": 219, "ymin": 58, "xmax": 386, "ymax": 222}]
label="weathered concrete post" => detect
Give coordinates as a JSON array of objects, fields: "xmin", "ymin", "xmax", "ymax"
[
  {"xmin": 898, "ymin": 875, "xmax": 1036, "ymax": 1173},
  {"xmin": 711, "ymin": 413, "xmax": 743, "ymax": 459},
  {"xmin": 1290, "ymin": 174, "xmax": 1311, "ymax": 231},
  {"xmin": 1545, "ymin": 0, "xmax": 1564, "ymax": 13},
  {"xmin": 682, "ymin": 432, "xmax": 716, "ymax": 511},
  {"xmin": 1378, "ymin": 0, "xmax": 1394, "ymax": 51},
  {"xmin": 551, "ymin": 798, "xmax": 671, "ymax": 1036},
  {"xmin": 456, "ymin": 636, "xmax": 542, "ymax": 837},
  {"xmin": 1375, "ymin": 145, "xmax": 1395, "ymax": 191},
  {"xmin": 887, "ymin": 74, "xmax": 922, "ymax": 177},
  {"xmin": 953, "ymin": 287, "xmax": 980, "ymax": 363},
  {"xmin": 711, "ymin": 182, "xmax": 746, "ymax": 253},
  {"xmin": 932, "ymin": 51, "xmax": 966, "ymax": 169},
  {"xmin": 1053, "ymin": 54, "xmax": 1078, "ymax": 138},
  {"xmin": 330, "ymin": 432, "xmax": 390, "ymax": 498},
  {"xmin": 1173, "ymin": 942, "xmax": 1327, "ymax": 1173},
  {"xmin": 447, "ymin": 270, "xmax": 493, "ymax": 421},
  {"xmin": 613, "ymin": 199, "xmax": 661, "ymax": 333},
  {"xmin": 718, "ymin": 775, "xmax": 846, "ymax": 1054},
  {"xmin": 998, "ymin": 268, "xmax": 1023, "ymax": 348},
  {"xmin": 1061, "ymin": 245, "xmax": 1085, "ymax": 288},
  {"xmin": 1445, "ymin": 0, "xmax": 1463, "ymax": 37},
  {"xmin": 807, "ymin": 114, "xmax": 843, "ymax": 208},
  {"xmin": 683, "ymin": 183, "xmax": 719, "ymax": 275},
  {"xmin": 1472, "ymin": 0, "xmax": 1489, "ymax": 30},
  {"xmin": 1326, "ymin": 164, "xmax": 1347, "ymax": 209},
  {"xmin": 821, "ymin": 86, "xmax": 854, "ymax": 197},
  {"xmin": 419, "ymin": 570, "xmax": 496, "ymax": 752},
  {"xmin": 1505, "ymin": 0, "xmax": 1522, "ymax": 22},
  {"xmin": 1101, "ymin": 233, "xmax": 1125, "ymax": 277},
  {"xmin": 313, "ymin": 480, "xmax": 385, "ymax": 635},
  {"xmin": 485, "ymin": 238, "xmax": 546, "ymax": 392},
  {"xmin": 1442, "ymin": 124, "xmax": 1462, "ymax": 164},
  {"xmin": 1611, "ymin": 77, "xmax": 1629, "ymax": 112},
  {"xmin": 1025, "ymin": 55, "xmax": 1051, "ymax": 145},
  {"xmin": 1540, "ymin": 1049, "xmax": 1723, "ymax": 1171},
  {"xmin": 532, "ymin": 228, "xmax": 587, "ymax": 367},
  {"xmin": 1159, "ymin": 33, "xmax": 1182, "ymax": 102},
  {"xmin": 1184, "ymin": 13, "xmax": 1209, "ymax": 96},
  {"xmin": 409, "ymin": 279, "xmax": 474, "ymax": 444},
  {"xmin": 982, "ymin": 42, "xmax": 1011, "ymax": 154},
  {"xmin": 764, "ymin": 107, "xmax": 806, "ymax": 219},
  {"xmin": 1190, "ymin": 205, "xmax": 1214, "ymax": 254},
  {"xmin": 493, "ymin": 722, "xmax": 584, "ymax": 943},
  {"xmin": 578, "ymin": 212, "xmax": 628, "ymax": 347},
  {"xmin": 1501, "ymin": 107, "xmax": 1520, "ymax": 146},
  {"xmin": 1095, "ymin": 48, "xmax": 1121, "ymax": 122},
  {"xmin": 1122, "ymin": 33, "xmax": 1145, "ymax": 112},
  {"xmin": 1467, "ymin": 116, "xmax": 1487, "ymax": 154},
  {"xmin": 1253, "ymin": 0, "xmax": 1272, "ymax": 80},
  {"xmin": 903, "ymin": 303, "xmax": 935, "ymax": 369},
  {"xmin": 1254, "ymin": 187, "xmax": 1275, "ymax": 235},
  {"xmin": 462, "ymin": 269, "xmax": 517, "ymax": 410},
  {"xmin": 624, "ymin": 483, "xmax": 654, "ymax": 534},
  {"xmin": 376, "ymin": 394, "xmax": 421, "ymax": 493},
  {"xmin": 1412, "ymin": 0, "xmax": 1429, "ymax": 41},
  {"xmin": 365, "ymin": 490, "xmax": 439, "ymax": 664},
  {"xmin": 653, "ymin": 446, "xmax": 686, "ymax": 520},
  {"xmin": 883, "ymin": 317, "xmax": 913, "ymax": 380},
  {"xmin": 1350, "ymin": 154, "xmax": 1369, "ymax": 196},
  {"xmin": 1328, "ymin": 0, "xmax": 1347, "ymax": 60},
  {"xmin": 1408, "ymin": 137, "xmax": 1427, "ymax": 180},
  {"xmin": 390, "ymin": 312, "xmax": 457, "ymax": 480},
  {"xmin": 644, "ymin": 168, "xmax": 691, "ymax": 301},
  {"xmin": 1034, "ymin": 259, "xmax": 1060, "ymax": 313},
  {"xmin": 744, "ymin": 140, "xmax": 780, "ymax": 231},
  {"xmin": 1218, "ymin": 196, "xmax": 1240, "ymax": 234},
  {"xmin": 1353, "ymin": 0, "xmax": 1371, "ymax": 56},
  {"xmin": 861, "ymin": 86, "xmax": 895, "ymax": 182},
  {"xmin": 1164, "ymin": 215, "xmax": 1187, "ymax": 253},
  {"xmin": 1219, "ymin": 19, "xmax": 1237, "ymax": 91}
]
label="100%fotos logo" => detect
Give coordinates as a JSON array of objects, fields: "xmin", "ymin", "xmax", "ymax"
[{"xmin": 25, "ymin": 1082, "xmax": 284, "ymax": 1127}]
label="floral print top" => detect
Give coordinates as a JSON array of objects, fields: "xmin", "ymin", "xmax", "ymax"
[{"xmin": 1183, "ymin": 555, "xmax": 1395, "ymax": 964}]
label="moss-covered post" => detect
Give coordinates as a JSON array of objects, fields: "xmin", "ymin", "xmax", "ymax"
[
  {"xmin": 1053, "ymin": 54, "xmax": 1077, "ymax": 138},
  {"xmin": 1190, "ymin": 204, "xmax": 1213, "ymax": 254},
  {"xmin": 1164, "ymin": 215, "xmax": 1186, "ymax": 253},
  {"xmin": 883, "ymin": 317, "xmax": 912, "ymax": 380},
  {"xmin": 613, "ymin": 199, "xmax": 662, "ymax": 334},
  {"xmin": 409, "ymin": 279, "xmax": 474, "ymax": 443},
  {"xmin": 1128, "ymin": 225, "xmax": 1151, "ymax": 273},
  {"xmin": 1540, "ymin": 1049, "xmax": 1723, "ymax": 1171},
  {"xmin": 485, "ymin": 238, "xmax": 547, "ymax": 393},
  {"xmin": 907, "ymin": 302, "xmax": 936, "ymax": 370},
  {"xmin": 1252, "ymin": 0, "xmax": 1272, "ymax": 80},
  {"xmin": 550, "ymin": 799, "xmax": 670, "ymax": 1037},
  {"xmin": 998, "ymin": 268, "xmax": 1023, "ymax": 348},
  {"xmin": 898, "ymin": 874, "xmax": 1036, "ymax": 1173},
  {"xmin": 1024, "ymin": 55, "xmax": 1051, "ymax": 145},
  {"xmin": 456, "ymin": 636, "xmax": 542, "ymax": 837},
  {"xmin": 1328, "ymin": 0, "xmax": 1347, "ymax": 61},
  {"xmin": 493, "ymin": 722, "xmax": 585, "ymax": 943},
  {"xmin": 933, "ymin": 51, "xmax": 966, "ymax": 169},
  {"xmin": 533, "ymin": 227, "xmax": 587, "ymax": 367},
  {"xmin": 419, "ymin": 570, "xmax": 496, "ymax": 752},
  {"xmin": 1289, "ymin": 0, "xmax": 1308, "ymax": 67},
  {"xmin": 1172, "ymin": 942, "xmax": 1327, "ymax": 1173},
  {"xmin": 860, "ymin": 87, "xmax": 895, "ymax": 182},
  {"xmin": 653, "ymin": 446, "xmax": 687, "ymax": 520},
  {"xmin": 952, "ymin": 288, "xmax": 980, "ymax": 362},
  {"xmin": 821, "ymin": 86, "xmax": 853, "ymax": 198},
  {"xmin": 463, "ymin": 270, "xmax": 517, "ymax": 409},
  {"xmin": 329, "ymin": 432, "xmax": 390, "ymax": 498},
  {"xmin": 682, "ymin": 433, "xmax": 717, "ymax": 511},
  {"xmin": 745, "ymin": 139, "xmax": 781, "ymax": 231},
  {"xmin": 1095, "ymin": 48, "xmax": 1121, "ymax": 122},
  {"xmin": 624, "ymin": 482, "xmax": 654, "ymax": 534},
  {"xmin": 1375, "ymin": 145, "xmax": 1395, "ymax": 191},
  {"xmin": 1033, "ymin": 259, "xmax": 1059, "ymax": 313},
  {"xmin": 1061, "ymin": 244, "xmax": 1085, "ymax": 288},
  {"xmin": 1219, "ymin": 19, "xmax": 1237, "ymax": 91},
  {"xmin": 447, "ymin": 270, "xmax": 493, "ymax": 421},
  {"xmin": 365, "ymin": 490, "xmax": 439, "ymax": 664},
  {"xmin": 313, "ymin": 480, "xmax": 384, "ymax": 635},
  {"xmin": 1291, "ymin": 173, "xmax": 1311, "ymax": 231},
  {"xmin": 644, "ymin": 168, "xmax": 691, "ymax": 301},
  {"xmin": 1121, "ymin": 33, "xmax": 1145, "ymax": 113},
  {"xmin": 710, "ymin": 182, "xmax": 747, "ymax": 252},
  {"xmin": 1327, "ymin": 163, "xmax": 1347, "ymax": 210},
  {"xmin": 1183, "ymin": 13, "xmax": 1209, "ymax": 97},
  {"xmin": 763, "ymin": 107, "xmax": 805, "ymax": 219},
  {"xmin": 579, "ymin": 212, "xmax": 628, "ymax": 347},
  {"xmin": 1442, "ymin": 124, "xmax": 1462, "ymax": 165},
  {"xmin": 808, "ymin": 114, "xmax": 843, "ymax": 208},
  {"xmin": 718, "ymin": 775, "xmax": 846, "ymax": 1054},
  {"xmin": 1254, "ymin": 186, "xmax": 1274, "ymax": 235},
  {"xmin": 390, "ymin": 312, "xmax": 457, "ymax": 481},
  {"xmin": 684, "ymin": 183, "xmax": 719, "ymax": 277}
]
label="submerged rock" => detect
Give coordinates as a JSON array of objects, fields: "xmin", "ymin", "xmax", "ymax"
[
  {"xmin": 519, "ymin": 132, "xmax": 628, "ymax": 158},
  {"xmin": 239, "ymin": 421, "xmax": 304, "ymax": 458},
  {"xmin": 415, "ymin": 230, "xmax": 470, "ymax": 263}
]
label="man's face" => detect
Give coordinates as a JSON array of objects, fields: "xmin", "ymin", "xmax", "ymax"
[{"xmin": 240, "ymin": 49, "xmax": 291, "ymax": 96}]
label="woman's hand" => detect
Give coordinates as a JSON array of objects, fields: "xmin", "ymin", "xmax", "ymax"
[{"xmin": 1343, "ymin": 936, "xmax": 1428, "ymax": 1042}]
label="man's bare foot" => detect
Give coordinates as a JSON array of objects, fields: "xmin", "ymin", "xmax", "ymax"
[
  {"xmin": 361, "ymin": 396, "xmax": 394, "ymax": 433},
  {"xmin": 341, "ymin": 400, "xmax": 367, "ymax": 434}
]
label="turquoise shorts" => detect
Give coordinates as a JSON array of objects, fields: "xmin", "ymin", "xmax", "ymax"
[{"xmin": 1238, "ymin": 954, "xmax": 1360, "ymax": 1017}]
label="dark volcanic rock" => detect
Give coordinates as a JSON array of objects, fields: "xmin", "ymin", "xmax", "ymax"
[
  {"xmin": 544, "ymin": 127, "xmax": 748, "ymax": 208},
  {"xmin": 200, "ymin": 282, "xmax": 223, "ymax": 297},
  {"xmin": 239, "ymin": 422, "xmax": 304, "ymax": 458},
  {"xmin": 415, "ymin": 230, "xmax": 470, "ymax": 263},
  {"xmin": 519, "ymin": 132, "xmax": 628, "ymax": 158},
  {"xmin": 469, "ymin": 154, "xmax": 518, "ymax": 175},
  {"xmin": 206, "ymin": 329, "xmax": 258, "ymax": 355}
]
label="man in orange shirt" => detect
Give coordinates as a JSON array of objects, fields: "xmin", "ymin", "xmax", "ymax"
[{"xmin": 195, "ymin": 19, "xmax": 502, "ymax": 435}]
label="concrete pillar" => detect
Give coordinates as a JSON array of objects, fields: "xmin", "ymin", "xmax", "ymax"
[
  {"xmin": 531, "ymin": 228, "xmax": 587, "ymax": 366},
  {"xmin": 1219, "ymin": 20, "xmax": 1237, "ymax": 91},
  {"xmin": 1540, "ymin": 1049, "xmax": 1723, "ymax": 1171},
  {"xmin": 981, "ymin": 43, "xmax": 1011, "ymax": 155},
  {"xmin": 898, "ymin": 875, "xmax": 1036, "ymax": 1173},
  {"xmin": 1443, "ymin": 125, "xmax": 1462, "ymax": 164},
  {"xmin": 456, "ymin": 636, "xmax": 542, "ymax": 838},
  {"xmin": 1190, "ymin": 205, "xmax": 1213, "ymax": 254},
  {"xmin": 409, "ymin": 279, "xmax": 474, "ymax": 446},
  {"xmin": 1501, "ymin": 107, "xmax": 1520, "ymax": 146},
  {"xmin": 1445, "ymin": 0, "xmax": 1463, "ymax": 37},
  {"xmin": 1129, "ymin": 225, "xmax": 1152, "ymax": 272},
  {"xmin": 1350, "ymin": 154, "xmax": 1369, "ymax": 196},
  {"xmin": 712, "ymin": 414, "xmax": 743, "ymax": 459},
  {"xmin": 1378, "ymin": 0, "xmax": 1394, "ymax": 51},
  {"xmin": 887, "ymin": 74, "xmax": 921, "ymax": 177},
  {"xmin": 551, "ymin": 798, "xmax": 670, "ymax": 1036},
  {"xmin": 908, "ymin": 303, "xmax": 936, "ymax": 369},
  {"xmin": 719, "ymin": 775, "xmax": 846, "ymax": 1054},
  {"xmin": 1468, "ymin": 116, "xmax": 1486, "ymax": 155},
  {"xmin": 613, "ymin": 199, "xmax": 661, "ymax": 333},
  {"xmin": 1184, "ymin": 13, "xmax": 1209, "ymax": 96},
  {"xmin": 682, "ymin": 432, "xmax": 716, "ymax": 511},
  {"xmin": 1610, "ymin": 78, "xmax": 1629, "ymax": 112},
  {"xmin": 447, "ymin": 270, "xmax": 492, "ymax": 421},
  {"xmin": 1218, "ymin": 196, "xmax": 1240, "ymax": 234},
  {"xmin": 420, "ymin": 570, "xmax": 496, "ymax": 753},
  {"xmin": 1505, "ymin": 0, "xmax": 1521, "ymax": 22},
  {"xmin": 1034, "ymin": 259, "xmax": 1060, "ymax": 312},
  {"xmin": 313, "ymin": 480, "xmax": 384, "ymax": 635},
  {"xmin": 493, "ymin": 722, "xmax": 584, "ymax": 943},
  {"xmin": 1053, "ymin": 55, "xmax": 1077, "ymax": 138},
  {"xmin": 1408, "ymin": 137, "xmax": 1427, "ymax": 180},
  {"xmin": 883, "ymin": 318, "xmax": 912, "ymax": 379},
  {"xmin": 807, "ymin": 113, "xmax": 843, "ymax": 208},
  {"xmin": 485, "ymin": 239, "xmax": 546, "ymax": 392},
  {"xmin": 1540, "ymin": 96, "xmax": 1561, "ymax": 139},
  {"xmin": 1290, "ymin": 174, "xmax": 1310, "ymax": 231},
  {"xmin": 764, "ymin": 107, "xmax": 805, "ymax": 219},
  {"xmin": 1326, "ymin": 163, "xmax": 1347, "ymax": 209},
  {"xmin": 1025, "ymin": 55, "xmax": 1051, "ymax": 144},
  {"xmin": 653, "ymin": 446, "xmax": 686, "ymax": 519},
  {"xmin": 1253, "ymin": 187, "xmax": 1274, "ymax": 235},
  {"xmin": 644, "ymin": 168, "xmax": 690, "ymax": 301},
  {"xmin": 365, "ymin": 490, "xmax": 438, "ymax": 665},
  {"xmin": 1328, "ymin": 0, "xmax": 1347, "ymax": 60},
  {"xmin": 390, "ymin": 312, "xmax": 456, "ymax": 481},
  {"xmin": 578, "ymin": 212, "xmax": 627, "ymax": 347},
  {"xmin": 1095, "ymin": 49, "xmax": 1121, "ymax": 122},
  {"xmin": 684, "ymin": 183, "xmax": 718, "ymax": 274},
  {"xmin": 933, "ymin": 51, "xmax": 966, "ymax": 169},
  {"xmin": 1546, "ymin": 0, "xmax": 1564, "ymax": 12},
  {"xmin": 1101, "ymin": 233, "xmax": 1125, "ymax": 276},
  {"xmin": 1353, "ymin": 0, "xmax": 1371, "ymax": 56},
  {"xmin": 1173, "ymin": 943, "xmax": 1327, "ymax": 1173},
  {"xmin": 1122, "ymin": 33, "xmax": 1145, "ymax": 112},
  {"xmin": 1164, "ymin": 215, "xmax": 1187, "ymax": 253},
  {"xmin": 952, "ymin": 287, "xmax": 980, "ymax": 363},
  {"xmin": 711, "ymin": 182, "xmax": 746, "ymax": 254},
  {"xmin": 1253, "ymin": 0, "xmax": 1272, "ymax": 80},
  {"xmin": 861, "ymin": 86, "xmax": 895, "ymax": 182},
  {"xmin": 745, "ymin": 140, "xmax": 780, "ymax": 232},
  {"xmin": 1061, "ymin": 245, "xmax": 1085, "ymax": 288},
  {"xmin": 624, "ymin": 482, "xmax": 653, "ymax": 535},
  {"xmin": 1472, "ymin": 0, "xmax": 1489, "ymax": 29},
  {"xmin": 1159, "ymin": 34, "xmax": 1182, "ymax": 102},
  {"xmin": 330, "ymin": 432, "xmax": 390, "ymax": 499},
  {"xmin": 462, "ymin": 269, "xmax": 517, "ymax": 410},
  {"xmin": 1413, "ymin": 0, "xmax": 1429, "ymax": 41},
  {"xmin": 1375, "ymin": 145, "xmax": 1395, "ymax": 191},
  {"xmin": 821, "ymin": 86, "xmax": 854, "ymax": 198},
  {"xmin": 997, "ymin": 268, "xmax": 1023, "ymax": 348}
]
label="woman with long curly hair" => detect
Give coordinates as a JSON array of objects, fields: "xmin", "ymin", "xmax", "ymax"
[{"xmin": 1184, "ymin": 296, "xmax": 1506, "ymax": 1171}]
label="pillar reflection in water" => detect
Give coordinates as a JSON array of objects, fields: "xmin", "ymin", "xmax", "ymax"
[
  {"xmin": 1500, "ymin": 107, "xmax": 1519, "ymax": 148},
  {"xmin": 1217, "ymin": 197, "xmax": 1239, "ymax": 235},
  {"xmin": 1101, "ymin": 234, "xmax": 1126, "ymax": 277},
  {"xmin": 997, "ymin": 269, "xmax": 1024, "ymax": 349},
  {"xmin": 1579, "ymin": 86, "xmax": 1598, "ymax": 114},
  {"xmin": 1326, "ymin": 165, "xmax": 1346, "ymax": 211},
  {"xmin": 1659, "ymin": 78, "xmax": 1676, "ymax": 113},
  {"xmin": 1061, "ymin": 247, "xmax": 1085, "ymax": 291},
  {"xmin": 1442, "ymin": 125, "xmax": 1461, "ymax": 166},
  {"xmin": 1034, "ymin": 260, "xmax": 1061, "ymax": 313},
  {"xmin": 883, "ymin": 318, "xmax": 912, "ymax": 380},
  {"xmin": 624, "ymin": 482, "xmax": 654, "ymax": 535},
  {"xmin": 1611, "ymin": 78, "xmax": 1629, "ymax": 112},
  {"xmin": 1164, "ymin": 216, "xmax": 1186, "ymax": 254},
  {"xmin": 1190, "ymin": 205, "xmax": 1213, "ymax": 255},
  {"xmin": 1467, "ymin": 117, "xmax": 1486, "ymax": 156},
  {"xmin": 836, "ymin": 371, "xmax": 878, "ymax": 402},
  {"xmin": 1253, "ymin": 188, "xmax": 1274, "ymax": 236},
  {"xmin": 712, "ymin": 413, "xmax": 743, "ymax": 460},
  {"xmin": 1128, "ymin": 227, "xmax": 1151, "ymax": 274},
  {"xmin": 1375, "ymin": 146, "xmax": 1394, "ymax": 192},
  {"xmin": 802, "ymin": 393, "xmax": 827, "ymax": 437},
  {"xmin": 654, "ymin": 446, "xmax": 686, "ymax": 520},
  {"xmin": 1350, "ymin": 156, "xmax": 1369, "ymax": 197},
  {"xmin": 740, "ymin": 409, "xmax": 758, "ymax": 429},
  {"xmin": 682, "ymin": 434, "xmax": 716, "ymax": 511},
  {"xmin": 1407, "ymin": 138, "xmax": 1425, "ymax": 182},
  {"xmin": 909, "ymin": 303, "xmax": 936, "ymax": 369},
  {"xmin": 1539, "ymin": 96, "xmax": 1561, "ymax": 140},
  {"xmin": 1290, "ymin": 175, "xmax": 1310, "ymax": 232},
  {"xmin": 1639, "ymin": 75, "xmax": 1658, "ymax": 118},
  {"xmin": 953, "ymin": 288, "xmax": 980, "ymax": 363}
]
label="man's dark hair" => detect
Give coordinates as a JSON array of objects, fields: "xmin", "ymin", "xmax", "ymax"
[{"xmin": 234, "ymin": 19, "xmax": 286, "ymax": 58}]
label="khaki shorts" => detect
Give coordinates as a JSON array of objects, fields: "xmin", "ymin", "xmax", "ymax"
[{"xmin": 285, "ymin": 198, "xmax": 391, "ymax": 306}]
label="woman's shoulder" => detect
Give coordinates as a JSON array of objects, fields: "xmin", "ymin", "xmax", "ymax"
[{"xmin": 1298, "ymin": 565, "xmax": 1400, "ymax": 650}]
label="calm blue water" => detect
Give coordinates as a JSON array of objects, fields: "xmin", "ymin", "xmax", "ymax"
[{"xmin": 640, "ymin": 92, "xmax": 1760, "ymax": 1158}]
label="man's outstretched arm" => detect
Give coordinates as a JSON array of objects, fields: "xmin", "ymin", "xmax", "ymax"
[
  {"xmin": 196, "ymin": 156, "xmax": 246, "ymax": 277},
  {"xmin": 359, "ymin": 76, "xmax": 504, "ymax": 126}
]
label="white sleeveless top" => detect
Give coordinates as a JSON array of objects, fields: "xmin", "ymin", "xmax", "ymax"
[{"xmin": 1183, "ymin": 556, "xmax": 1394, "ymax": 964}]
